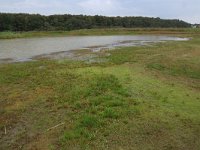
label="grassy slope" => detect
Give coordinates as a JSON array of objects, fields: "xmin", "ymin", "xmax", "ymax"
[{"xmin": 0, "ymin": 29, "xmax": 200, "ymax": 150}]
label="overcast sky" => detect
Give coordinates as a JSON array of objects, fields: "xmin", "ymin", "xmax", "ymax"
[{"xmin": 0, "ymin": 0, "xmax": 199, "ymax": 23}]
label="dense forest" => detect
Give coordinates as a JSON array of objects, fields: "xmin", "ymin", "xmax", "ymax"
[{"xmin": 0, "ymin": 13, "xmax": 191, "ymax": 31}]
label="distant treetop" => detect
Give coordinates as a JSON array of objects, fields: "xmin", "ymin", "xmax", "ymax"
[{"xmin": 0, "ymin": 13, "xmax": 191, "ymax": 31}]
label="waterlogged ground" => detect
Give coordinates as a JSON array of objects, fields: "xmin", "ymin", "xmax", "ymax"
[
  {"xmin": 0, "ymin": 31, "xmax": 200, "ymax": 150},
  {"xmin": 0, "ymin": 35, "xmax": 188, "ymax": 63}
]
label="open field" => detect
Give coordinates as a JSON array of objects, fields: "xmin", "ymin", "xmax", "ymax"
[
  {"xmin": 0, "ymin": 29, "xmax": 200, "ymax": 150},
  {"xmin": 1, "ymin": 28, "xmax": 200, "ymax": 39}
]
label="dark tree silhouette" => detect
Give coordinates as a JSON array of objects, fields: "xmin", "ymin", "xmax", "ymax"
[{"xmin": 0, "ymin": 13, "xmax": 191, "ymax": 31}]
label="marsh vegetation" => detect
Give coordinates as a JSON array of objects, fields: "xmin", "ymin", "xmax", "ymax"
[{"xmin": 0, "ymin": 29, "xmax": 200, "ymax": 149}]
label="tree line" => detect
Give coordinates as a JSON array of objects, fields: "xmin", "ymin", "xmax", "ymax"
[{"xmin": 0, "ymin": 13, "xmax": 191, "ymax": 31}]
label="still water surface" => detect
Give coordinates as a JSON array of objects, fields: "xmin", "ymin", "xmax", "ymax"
[{"xmin": 0, "ymin": 35, "xmax": 188, "ymax": 62}]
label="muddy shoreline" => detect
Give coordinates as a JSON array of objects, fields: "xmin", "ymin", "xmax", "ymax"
[{"xmin": 0, "ymin": 36, "xmax": 189, "ymax": 63}]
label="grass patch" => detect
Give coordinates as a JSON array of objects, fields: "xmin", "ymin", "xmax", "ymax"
[
  {"xmin": 148, "ymin": 63, "xmax": 166, "ymax": 71},
  {"xmin": 102, "ymin": 108, "xmax": 120, "ymax": 119},
  {"xmin": 1, "ymin": 28, "xmax": 200, "ymax": 39},
  {"xmin": 0, "ymin": 29, "xmax": 200, "ymax": 149},
  {"xmin": 78, "ymin": 115, "xmax": 100, "ymax": 128}
]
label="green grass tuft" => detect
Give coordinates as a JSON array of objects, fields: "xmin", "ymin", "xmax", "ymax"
[
  {"xmin": 102, "ymin": 108, "xmax": 120, "ymax": 119},
  {"xmin": 78, "ymin": 115, "xmax": 100, "ymax": 128}
]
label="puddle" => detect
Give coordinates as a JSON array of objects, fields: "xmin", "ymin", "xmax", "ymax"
[{"xmin": 0, "ymin": 35, "xmax": 189, "ymax": 63}]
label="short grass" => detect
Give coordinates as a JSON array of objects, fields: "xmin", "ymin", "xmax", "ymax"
[
  {"xmin": 0, "ymin": 30, "xmax": 200, "ymax": 150},
  {"xmin": 1, "ymin": 28, "xmax": 200, "ymax": 39}
]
